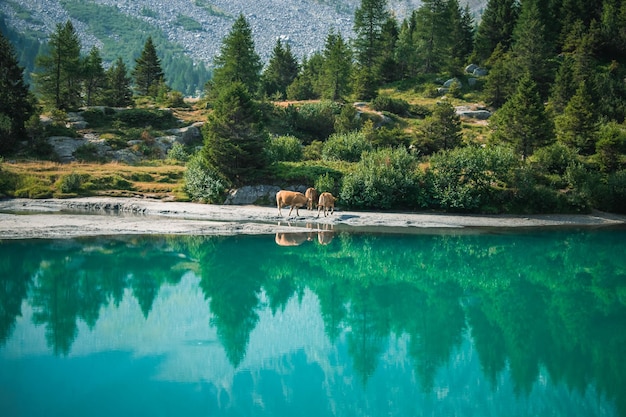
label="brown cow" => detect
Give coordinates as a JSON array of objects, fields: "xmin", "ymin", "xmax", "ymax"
[
  {"xmin": 276, "ymin": 190, "xmax": 308, "ymax": 217},
  {"xmin": 305, "ymin": 187, "xmax": 319, "ymax": 210},
  {"xmin": 317, "ymin": 192, "xmax": 336, "ymax": 217}
]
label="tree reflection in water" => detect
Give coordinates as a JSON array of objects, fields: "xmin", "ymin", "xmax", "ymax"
[{"xmin": 1, "ymin": 229, "xmax": 625, "ymax": 414}]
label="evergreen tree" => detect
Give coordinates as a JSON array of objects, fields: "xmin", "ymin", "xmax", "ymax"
[
  {"xmin": 0, "ymin": 30, "xmax": 35, "ymax": 154},
  {"xmin": 261, "ymin": 39, "xmax": 299, "ymax": 99},
  {"xmin": 352, "ymin": 0, "xmax": 390, "ymax": 99},
  {"xmin": 378, "ymin": 16, "xmax": 400, "ymax": 83},
  {"xmin": 34, "ymin": 20, "xmax": 82, "ymax": 110},
  {"xmin": 510, "ymin": 0, "xmax": 555, "ymax": 98},
  {"xmin": 482, "ymin": 43, "xmax": 515, "ymax": 108},
  {"xmin": 104, "ymin": 57, "xmax": 133, "ymax": 107},
  {"xmin": 418, "ymin": 100, "xmax": 462, "ymax": 152},
  {"xmin": 471, "ymin": 0, "xmax": 519, "ymax": 64},
  {"xmin": 202, "ymin": 82, "xmax": 268, "ymax": 185},
  {"xmin": 448, "ymin": 1, "xmax": 474, "ymax": 75},
  {"xmin": 211, "ymin": 14, "xmax": 262, "ymax": 97},
  {"xmin": 132, "ymin": 36, "xmax": 165, "ymax": 97},
  {"xmin": 82, "ymin": 46, "xmax": 106, "ymax": 106},
  {"xmin": 320, "ymin": 30, "xmax": 353, "ymax": 100},
  {"xmin": 286, "ymin": 53, "xmax": 324, "ymax": 100},
  {"xmin": 548, "ymin": 54, "xmax": 577, "ymax": 115},
  {"xmin": 413, "ymin": 0, "xmax": 451, "ymax": 74},
  {"xmin": 555, "ymin": 80, "xmax": 599, "ymax": 155},
  {"xmin": 395, "ymin": 16, "xmax": 419, "ymax": 79},
  {"xmin": 490, "ymin": 72, "xmax": 554, "ymax": 160}
]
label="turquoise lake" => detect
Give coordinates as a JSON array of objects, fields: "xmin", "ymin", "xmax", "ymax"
[{"xmin": 1, "ymin": 228, "xmax": 625, "ymax": 417}]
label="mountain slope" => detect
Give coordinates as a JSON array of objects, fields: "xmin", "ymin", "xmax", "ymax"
[{"xmin": 1, "ymin": 0, "xmax": 486, "ymax": 95}]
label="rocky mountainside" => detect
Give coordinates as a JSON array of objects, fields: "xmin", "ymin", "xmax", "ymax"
[{"xmin": 3, "ymin": 0, "xmax": 486, "ymax": 66}]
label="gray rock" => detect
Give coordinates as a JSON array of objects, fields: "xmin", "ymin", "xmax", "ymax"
[
  {"xmin": 455, "ymin": 106, "xmax": 492, "ymax": 120},
  {"xmin": 465, "ymin": 64, "xmax": 478, "ymax": 73},
  {"xmin": 224, "ymin": 185, "xmax": 281, "ymax": 205},
  {"xmin": 473, "ymin": 67, "xmax": 488, "ymax": 76},
  {"xmin": 443, "ymin": 78, "xmax": 461, "ymax": 88}
]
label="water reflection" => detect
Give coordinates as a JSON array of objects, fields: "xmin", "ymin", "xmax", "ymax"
[{"xmin": 1, "ymin": 230, "xmax": 625, "ymax": 416}]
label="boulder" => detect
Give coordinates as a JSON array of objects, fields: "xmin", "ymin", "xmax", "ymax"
[
  {"xmin": 224, "ymin": 185, "xmax": 281, "ymax": 205},
  {"xmin": 455, "ymin": 106, "xmax": 492, "ymax": 120},
  {"xmin": 473, "ymin": 67, "xmax": 488, "ymax": 76},
  {"xmin": 465, "ymin": 64, "xmax": 478, "ymax": 74},
  {"xmin": 443, "ymin": 78, "xmax": 461, "ymax": 88}
]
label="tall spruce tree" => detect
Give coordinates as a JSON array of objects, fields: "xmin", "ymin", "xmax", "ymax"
[
  {"xmin": 211, "ymin": 14, "xmax": 262, "ymax": 97},
  {"xmin": 202, "ymin": 82, "xmax": 268, "ymax": 185},
  {"xmin": 448, "ymin": 1, "xmax": 474, "ymax": 74},
  {"xmin": 419, "ymin": 100, "xmax": 462, "ymax": 152},
  {"xmin": 320, "ymin": 30, "xmax": 353, "ymax": 100},
  {"xmin": 413, "ymin": 0, "xmax": 451, "ymax": 74},
  {"xmin": 352, "ymin": 0, "xmax": 390, "ymax": 99},
  {"xmin": 555, "ymin": 80, "xmax": 599, "ymax": 155},
  {"xmin": 261, "ymin": 39, "xmax": 299, "ymax": 99},
  {"xmin": 34, "ymin": 20, "xmax": 82, "ymax": 110},
  {"xmin": 510, "ymin": 0, "xmax": 555, "ymax": 99},
  {"xmin": 471, "ymin": 0, "xmax": 519, "ymax": 64},
  {"xmin": 82, "ymin": 46, "xmax": 106, "ymax": 106},
  {"xmin": 490, "ymin": 72, "xmax": 554, "ymax": 160},
  {"xmin": 0, "ymin": 30, "xmax": 34, "ymax": 154},
  {"xmin": 378, "ymin": 16, "xmax": 400, "ymax": 83},
  {"xmin": 105, "ymin": 57, "xmax": 133, "ymax": 107},
  {"xmin": 132, "ymin": 36, "xmax": 165, "ymax": 97}
]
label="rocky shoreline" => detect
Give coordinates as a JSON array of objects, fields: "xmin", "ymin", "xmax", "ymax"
[{"xmin": 1, "ymin": 197, "xmax": 625, "ymax": 240}]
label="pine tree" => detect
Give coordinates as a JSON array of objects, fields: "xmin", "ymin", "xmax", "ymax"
[
  {"xmin": 448, "ymin": 1, "xmax": 474, "ymax": 74},
  {"xmin": 510, "ymin": 0, "xmax": 556, "ymax": 99},
  {"xmin": 378, "ymin": 16, "xmax": 400, "ymax": 83},
  {"xmin": 555, "ymin": 80, "xmax": 599, "ymax": 155},
  {"xmin": 82, "ymin": 46, "xmax": 106, "ymax": 106},
  {"xmin": 211, "ymin": 14, "xmax": 262, "ymax": 97},
  {"xmin": 34, "ymin": 20, "xmax": 82, "ymax": 110},
  {"xmin": 395, "ymin": 18, "xmax": 418, "ymax": 79},
  {"xmin": 132, "ymin": 36, "xmax": 165, "ymax": 97},
  {"xmin": 471, "ymin": 0, "xmax": 519, "ymax": 64},
  {"xmin": 413, "ymin": 0, "xmax": 451, "ymax": 74},
  {"xmin": 261, "ymin": 39, "xmax": 299, "ymax": 99},
  {"xmin": 104, "ymin": 57, "xmax": 133, "ymax": 107},
  {"xmin": 419, "ymin": 100, "xmax": 462, "ymax": 151},
  {"xmin": 490, "ymin": 72, "xmax": 554, "ymax": 160},
  {"xmin": 286, "ymin": 53, "xmax": 324, "ymax": 101},
  {"xmin": 352, "ymin": 0, "xmax": 390, "ymax": 99},
  {"xmin": 202, "ymin": 82, "xmax": 268, "ymax": 185},
  {"xmin": 482, "ymin": 43, "xmax": 515, "ymax": 108},
  {"xmin": 320, "ymin": 30, "xmax": 353, "ymax": 100},
  {"xmin": 0, "ymin": 30, "xmax": 35, "ymax": 154}
]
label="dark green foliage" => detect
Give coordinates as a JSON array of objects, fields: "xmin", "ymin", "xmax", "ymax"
[
  {"xmin": 595, "ymin": 122, "xmax": 626, "ymax": 173},
  {"xmin": 104, "ymin": 57, "xmax": 133, "ymax": 107},
  {"xmin": 322, "ymin": 131, "xmax": 373, "ymax": 162},
  {"xmin": 490, "ymin": 73, "xmax": 554, "ymax": 160},
  {"xmin": 340, "ymin": 147, "xmax": 423, "ymax": 209},
  {"xmin": 202, "ymin": 82, "xmax": 269, "ymax": 185},
  {"xmin": 267, "ymin": 135, "xmax": 303, "ymax": 162},
  {"xmin": 371, "ymin": 96, "xmax": 410, "ymax": 116},
  {"xmin": 319, "ymin": 30, "xmax": 353, "ymax": 100},
  {"xmin": 415, "ymin": 100, "xmax": 462, "ymax": 154},
  {"xmin": 288, "ymin": 101, "xmax": 341, "ymax": 141},
  {"xmin": 81, "ymin": 46, "xmax": 107, "ymax": 106},
  {"xmin": 429, "ymin": 145, "xmax": 519, "ymax": 212},
  {"xmin": 352, "ymin": 0, "xmax": 390, "ymax": 99},
  {"xmin": 261, "ymin": 39, "xmax": 299, "ymax": 99},
  {"xmin": 471, "ymin": 0, "xmax": 520, "ymax": 64},
  {"xmin": 210, "ymin": 15, "xmax": 262, "ymax": 98},
  {"xmin": 270, "ymin": 161, "xmax": 343, "ymax": 186},
  {"xmin": 132, "ymin": 37, "xmax": 165, "ymax": 97},
  {"xmin": 555, "ymin": 81, "xmax": 598, "ymax": 155},
  {"xmin": 113, "ymin": 109, "xmax": 178, "ymax": 129},
  {"xmin": 0, "ymin": 29, "xmax": 35, "ymax": 154},
  {"xmin": 34, "ymin": 20, "xmax": 82, "ymax": 110}
]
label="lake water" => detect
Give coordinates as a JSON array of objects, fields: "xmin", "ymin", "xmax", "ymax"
[{"xmin": 1, "ymin": 227, "xmax": 625, "ymax": 417}]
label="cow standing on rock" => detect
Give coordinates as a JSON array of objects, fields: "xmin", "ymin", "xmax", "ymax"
[
  {"xmin": 317, "ymin": 192, "xmax": 336, "ymax": 217},
  {"xmin": 276, "ymin": 190, "xmax": 309, "ymax": 217}
]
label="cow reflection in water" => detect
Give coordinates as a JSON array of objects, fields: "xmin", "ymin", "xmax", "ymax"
[{"xmin": 274, "ymin": 223, "xmax": 334, "ymax": 246}]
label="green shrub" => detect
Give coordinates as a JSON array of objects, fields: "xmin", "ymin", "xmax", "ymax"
[
  {"xmin": 81, "ymin": 108, "xmax": 113, "ymax": 128},
  {"xmin": 322, "ymin": 131, "xmax": 373, "ymax": 162},
  {"xmin": 429, "ymin": 145, "xmax": 519, "ymax": 212},
  {"xmin": 303, "ymin": 140, "xmax": 324, "ymax": 160},
  {"xmin": 183, "ymin": 154, "xmax": 228, "ymax": 203},
  {"xmin": 74, "ymin": 143, "xmax": 104, "ymax": 162},
  {"xmin": 114, "ymin": 109, "xmax": 178, "ymax": 129},
  {"xmin": 371, "ymin": 95, "xmax": 410, "ymax": 116},
  {"xmin": 58, "ymin": 172, "xmax": 83, "ymax": 193},
  {"xmin": 167, "ymin": 142, "xmax": 190, "ymax": 162},
  {"xmin": 315, "ymin": 172, "xmax": 337, "ymax": 195},
  {"xmin": 290, "ymin": 101, "xmax": 341, "ymax": 140},
  {"xmin": 267, "ymin": 135, "xmax": 303, "ymax": 162},
  {"xmin": 340, "ymin": 147, "xmax": 421, "ymax": 209},
  {"xmin": 531, "ymin": 143, "xmax": 579, "ymax": 175}
]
